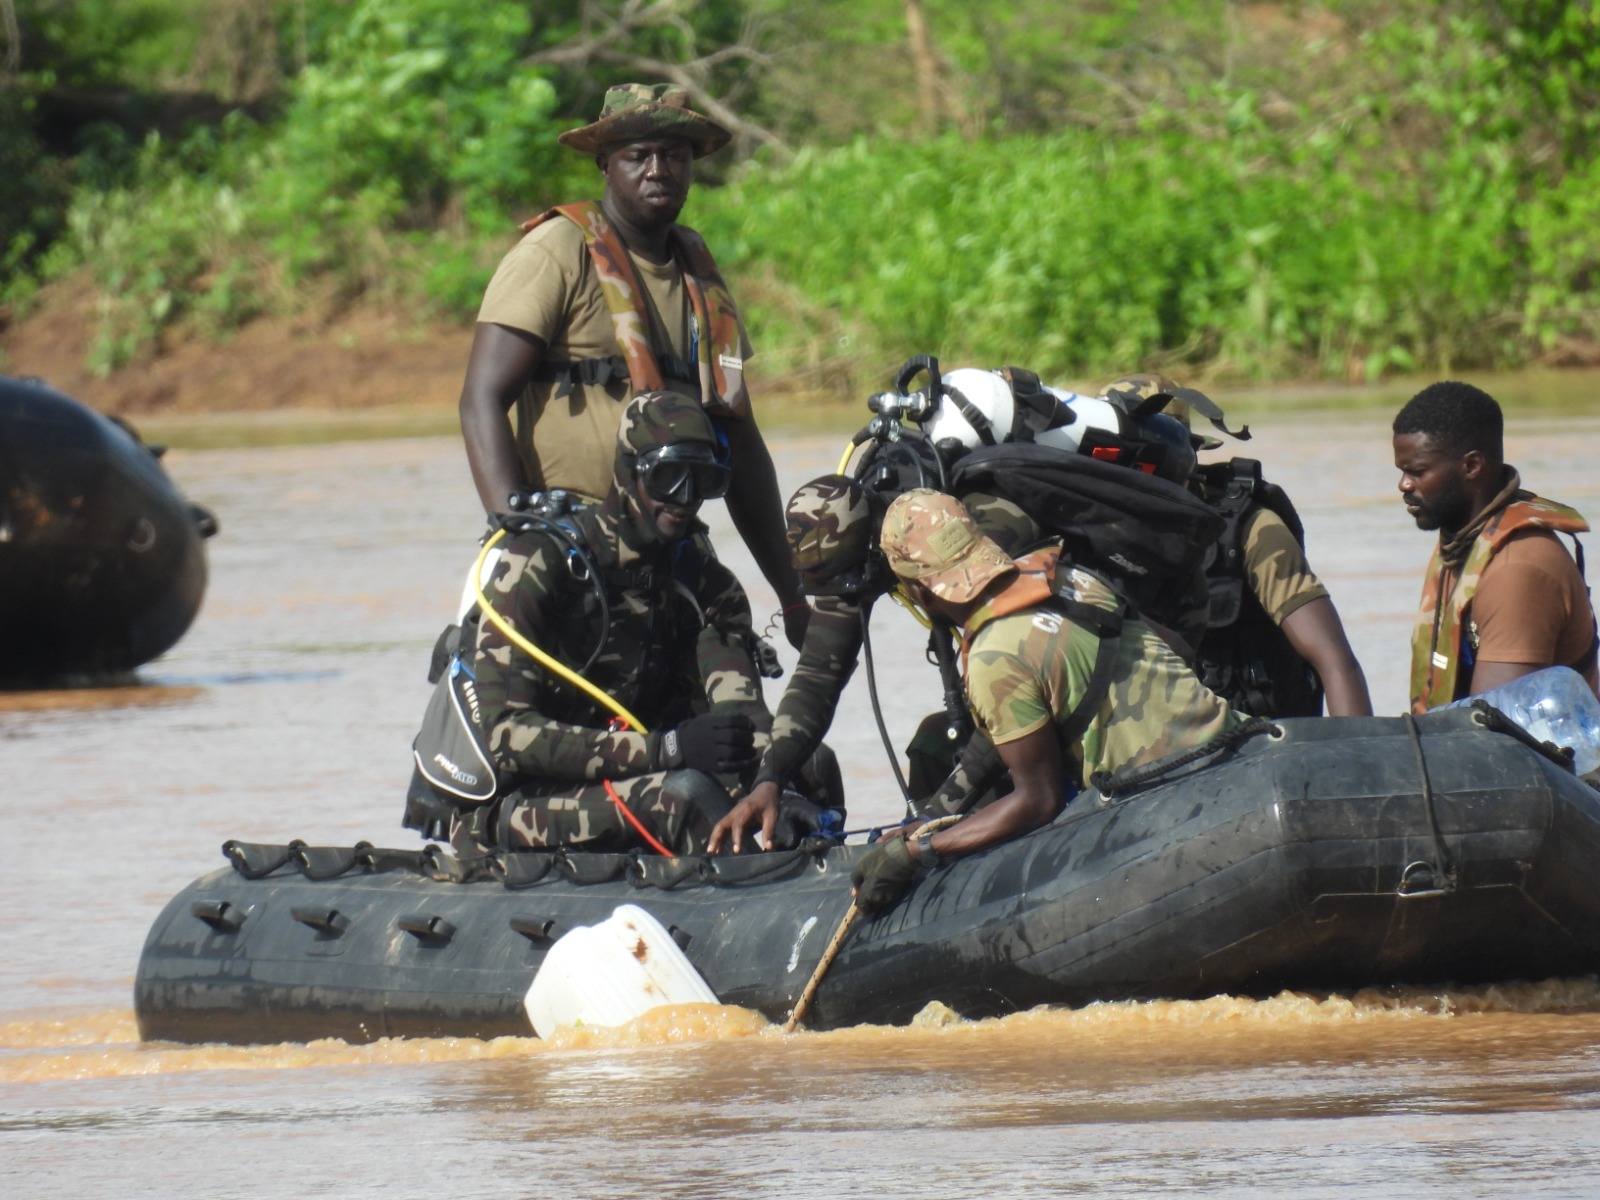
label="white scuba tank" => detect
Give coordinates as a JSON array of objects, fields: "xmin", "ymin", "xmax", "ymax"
[
  {"xmin": 524, "ymin": 903, "xmax": 720, "ymax": 1037},
  {"xmin": 923, "ymin": 366, "xmax": 1115, "ymax": 455}
]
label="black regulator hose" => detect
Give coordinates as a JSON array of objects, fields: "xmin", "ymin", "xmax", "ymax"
[
  {"xmin": 860, "ymin": 603, "xmax": 916, "ymax": 813},
  {"xmin": 928, "ymin": 622, "xmax": 972, "ymax": 745}
]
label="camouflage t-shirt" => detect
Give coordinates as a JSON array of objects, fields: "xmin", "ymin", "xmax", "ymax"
[
  {"xmin": 964, "ymin": 569, "xmax": 1242, "ymax": 786},
  {"xmin": 1242, "ymin": 506, "xmax": 1328, "ymax": 626},
  {"xmin": 477, "ymin": 218, "xmax": 754, "ymax": 501}
]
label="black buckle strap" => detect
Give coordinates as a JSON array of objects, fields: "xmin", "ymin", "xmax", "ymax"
[{"xmin": 532, "ymin": 356, "xmax": 630, "ymax": 387}]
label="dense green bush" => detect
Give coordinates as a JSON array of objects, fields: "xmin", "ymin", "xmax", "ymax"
[
  {"xmin": 9, "ymin": 0, "xmax": 1600, "ymax": 384},
  {"xmin": 693, "ymin": 123, "xmax": 1553, "ymax": 384},
  {"xmin": 27, "ymin": 0, "xmax": 575, "ymax": 371}
]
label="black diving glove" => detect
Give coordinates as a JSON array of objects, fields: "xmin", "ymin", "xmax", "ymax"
[
  {"xmin": 851, "ymin": 836, "xmax": 927, "ymax": 915},
  {"xmin": 659, "ymin": 712, "xmax": 758, "ymax": 774}
]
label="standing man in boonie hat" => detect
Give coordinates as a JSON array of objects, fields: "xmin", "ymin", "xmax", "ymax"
[
  {"xmin": 847, "ymin": 489, "xmax": 1242, "ymax": 915},
  {"xmin": 458, "ymin": 82, "xmax": 809, "ymax": 649}
]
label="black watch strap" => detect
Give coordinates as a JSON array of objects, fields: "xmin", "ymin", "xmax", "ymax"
[{"xmin": 914, "ymin": 829, "xmax": 943, "ymax": 870}]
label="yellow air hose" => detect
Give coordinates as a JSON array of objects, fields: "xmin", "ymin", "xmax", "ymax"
[
  {"xmin": 471, "ymin": 527, "xmax": 650, "ymax": 734},
  {"xmin": 889, "ymin": 584, "xmax": 933, "ymax": 630},
  {"xmin": 835, "ymin": 438, "xmax": 857, "ymax": 475}
]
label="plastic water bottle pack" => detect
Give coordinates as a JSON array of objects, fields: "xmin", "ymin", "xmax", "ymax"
[{"xmin": 1441, "ymin": 666, "xmax": 1600, "ymax": 778}]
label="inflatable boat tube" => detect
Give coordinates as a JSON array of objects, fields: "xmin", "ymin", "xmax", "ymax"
[
  {"xmin": 134, "ymin": 710, "xmax": 1600, "ymax": 1044},
  {"xmin": 0, "ymin": 376, "xmax": 216, "ymax": 682}
]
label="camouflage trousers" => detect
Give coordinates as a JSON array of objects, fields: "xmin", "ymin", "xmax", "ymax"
[{"xmin": 476, "ymin": 769, "xmax": 736, "ymax": 857}]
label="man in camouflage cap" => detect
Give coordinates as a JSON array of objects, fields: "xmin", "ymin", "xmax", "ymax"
[
  {"xmin": 458, "ymin": 81, "xmax": 810, "ymax": 651},
  {"xmin": 845, "ymin": 488, "xmax": 1244, "ymax": 915},
  {"xmin": 1099, "ymin": 373, "xmax": 1371, "ymax": 719},
  {"xmin": 707, "ymin": 475, "xmax": 1044, "ymax": 855},
  {"xmin": 460, "ymin": 391, "xmax": 796, "ymax": 856}
]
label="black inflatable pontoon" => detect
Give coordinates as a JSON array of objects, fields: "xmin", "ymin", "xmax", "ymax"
[
  {"xmin": 134, "ymin": 709, "xmax": 1600, "ymax": 1044},
  {"xmin": 0, "ymin": 375, "xmax": 216, "ymax": 682}
]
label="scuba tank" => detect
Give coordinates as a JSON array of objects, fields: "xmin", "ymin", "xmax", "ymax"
[{"xmin": 837, "ymin": 355, "xmax": 1220, "ymax": 805}]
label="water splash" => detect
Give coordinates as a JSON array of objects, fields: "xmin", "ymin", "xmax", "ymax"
[{"xmin": 7, "ymin": 979, "xmax": 1598, "ymax": 1086}]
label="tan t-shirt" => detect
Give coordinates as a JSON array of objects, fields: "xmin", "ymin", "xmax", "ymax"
[
  {"xmin": 477, "ymin": 218, "xmax": 753, "ymax": 500},
  {"xmin": 1241, "ymin": 506, "xmax": 1329, "ymax": 626},
  {"xmin": 1470, "ymin": 528, "xmax": 1596, "ymax": 669}
]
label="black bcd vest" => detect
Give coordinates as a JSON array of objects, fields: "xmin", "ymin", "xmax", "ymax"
[{"xmin": 1193, "ymin": 458, "xmax": 1323, "ymax": 718}]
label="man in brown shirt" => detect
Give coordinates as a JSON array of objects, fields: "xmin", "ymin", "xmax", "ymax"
[
  {"xmin": 1394, "ymin": 380, "xmax": 1597, "ymax": 709},
  {"xmin": 458, "ymin": 84, "xmax": 807, "ymax": 647}
]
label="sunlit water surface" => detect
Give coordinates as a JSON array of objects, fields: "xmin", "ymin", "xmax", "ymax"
[{"xmin": 4, "ymin": 413, "xmax": 1600, "ymax": 1197}]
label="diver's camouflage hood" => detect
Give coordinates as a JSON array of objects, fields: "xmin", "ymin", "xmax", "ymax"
[
  {"xmin": 1099, "ymin": 372, "xmax": 1240, "ymax": 451},
  {"xmin": 613, "ymin": 390, "xmax": 718, "ymax": 481},
  {"xmin": 608, "ymin": 390, "xmax": 719, "ymax": 548},
  {"xmin": 785, "ymin": 474, "xmax": 874, "ymax": 589},
  {"xmin": 880, "ymin": 489, "xmax": 1016, "ymax": 604},
  {"xmin": 558, "ymin": 82, "xmax": 732, "ymax": 157}
]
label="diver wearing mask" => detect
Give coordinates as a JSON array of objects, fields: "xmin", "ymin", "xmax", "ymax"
[{"xmin": 461, "ymin": 391, "xmax": 835, "ymax": 855}]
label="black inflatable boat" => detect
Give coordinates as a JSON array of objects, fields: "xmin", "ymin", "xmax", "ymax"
[
  {"xmin": 134, "ymin": 709, "xmax": 1600, "ymax": 1044},
  {"xmin": 0, "ymin": 376, "xmax": 217, "ymax": 682}
]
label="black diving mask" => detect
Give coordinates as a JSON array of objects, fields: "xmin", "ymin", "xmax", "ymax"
[{"xmin": 634, "ymin": 443, "xmax": 731, "ymax": 506}]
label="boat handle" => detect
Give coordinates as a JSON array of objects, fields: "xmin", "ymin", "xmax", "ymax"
[
  {"xmin": 291, "ymin": 907, "xmax": 347, "ymax": 934},
  {"xmin": 509, "ymin": 917, "xmax": 556, "ymax": 942},
  {"xmin": 1396, "ymin": 860, "xmax": 1448, "ymax": 900},
  {"xmin": 191, "ymin": 899, "xmax": 244, "ymax": 933},
  {"xmin": 398, "ymin": 913, "xmax": 456, "ymax": 943}
]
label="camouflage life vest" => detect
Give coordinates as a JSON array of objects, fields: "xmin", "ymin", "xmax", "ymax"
[
  {"xmin": 1410, "ymin": 495, "xmax": 1591, "ymax": 712},
  {"xmin": 960, "ymin": 547, "xmax": 1065, "ymax": 662},
  {"xmin": 1193, "ymin": 459, "xmax": 1323, "ymax": 719},
  {"xmin": 519, "ymin": 201, "xmax": 749, "ymax": 417}
]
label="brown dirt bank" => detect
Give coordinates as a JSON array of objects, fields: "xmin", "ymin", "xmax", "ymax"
[
  {"xmin": 1, "ymin": 279, "xmax": 473, "ymax": 418},
  {"xmin": 0, "ymin": 277, "xmax": 858, "ymax": 444}
]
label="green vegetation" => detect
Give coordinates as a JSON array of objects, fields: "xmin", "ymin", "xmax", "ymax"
[{"xmin": 4, "ymin": 0, "xmax": 1600, "ymax": 390}]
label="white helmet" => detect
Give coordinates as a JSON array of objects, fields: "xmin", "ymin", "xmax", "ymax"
[{"xmin": 924, "ymin": 367, "xmax": 1121, "ymax": 455}]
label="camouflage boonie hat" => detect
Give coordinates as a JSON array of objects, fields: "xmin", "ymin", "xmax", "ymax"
[
  {"xmin": 1101, "ymin": 373, "xmax": 1225, "ymax": 450},
  {"xmin": 617, "ymin": 390, "xmax": 718, "ymax": 459},
  {"xmin": 558, "ymin": 83, "xmax": 732, "ymax": 158},
  {"xmin": 880, "ymin": 489, "xmax": 1016, "ymax": 604},
  {"xmin": 786, "ymin": 475, "xmax": 874, "ymax": 588}
]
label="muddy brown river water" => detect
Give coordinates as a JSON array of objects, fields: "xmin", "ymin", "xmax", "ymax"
[{"xmin": 4, "ymin": 413, "xmax": 1600, "ymax": 1197}]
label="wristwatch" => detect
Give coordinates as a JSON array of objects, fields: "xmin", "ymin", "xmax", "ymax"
[{"xmin": 914, "ymin": 829, "xmax": 944, "ymax": 870}]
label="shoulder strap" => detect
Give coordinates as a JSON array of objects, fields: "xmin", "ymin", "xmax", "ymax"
[
  {"xmin": 523, "ymin": 201, "xmax": 667, "ymax": 393},
  {"xmin": 999, "ymin": 365, "xmax": 1072, "ymax": 443},
  {"xmin": 940, "ymin": 379, "xmax": 998, "ymax": 445},
  {"xmin": 1047, "ymin": 573, "xmax": 1127, "ymax": 747}
]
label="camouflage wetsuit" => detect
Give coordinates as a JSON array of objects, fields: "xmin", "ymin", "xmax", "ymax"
[
  {"xmin": 755, "ymin": 490, "xmax": 1041, "ymax": 817},
  {"xmin": 466, "ymin": 397, "xmax": 772, "ymax": 857}
]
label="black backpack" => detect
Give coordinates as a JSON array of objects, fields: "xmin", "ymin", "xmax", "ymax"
[{"xmin": 950, "ymin": 443, "xmax": 1224, "ymax": 632}]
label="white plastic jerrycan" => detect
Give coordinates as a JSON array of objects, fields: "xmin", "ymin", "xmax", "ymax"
[{"xmin": 524, "ymin": 903, "xmax": 719, "ymax": 1038}]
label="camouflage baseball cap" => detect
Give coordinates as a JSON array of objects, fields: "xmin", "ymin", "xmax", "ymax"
[
  {"xmin": 1101, "ymin": 373, "xmax": 1225, "ymax": 450},
  {"xmin": 617, "ymin": 390, "xmax": 718, "ymax": 459},
  {"xmin": 558, "ymin": 83, "xmax": 732, "ymax": 158},
  {"xmin": 786, "ymin": 475, "xmax": 875, "ymax": 592},
  {"xmin": 880, "ymin": 489, "xmax": 1016, "ymax": 604}
]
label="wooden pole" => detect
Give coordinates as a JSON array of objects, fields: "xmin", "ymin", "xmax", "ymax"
[{"xmin": 782, "ymin": 816, "xmax": 961, "ymax": 1032}]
